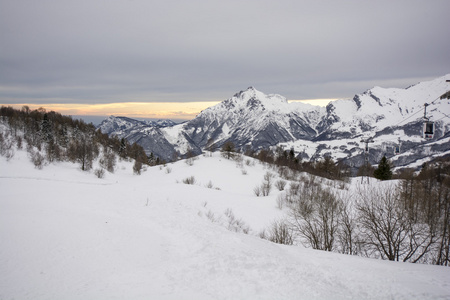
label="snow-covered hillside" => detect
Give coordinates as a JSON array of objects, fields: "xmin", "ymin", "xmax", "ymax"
[{"xmin": 1, "ymin": 148, "xmax": 450, "ymax": 299}]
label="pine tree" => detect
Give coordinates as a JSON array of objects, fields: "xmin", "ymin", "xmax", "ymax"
[
  {"xmin": 221, "ymin": 141, "xmax": 235, "ymax": 159},
  {"xmin": 374, "ymin": 155, "xmax": 393, "ymax": 180},
  {"xmin": 41, "ymin": 113, "xmax": 53, "ymax": 142},
  {"xmin": 119, "ymin": 138, "xmax": 127, "ymax": 158}
]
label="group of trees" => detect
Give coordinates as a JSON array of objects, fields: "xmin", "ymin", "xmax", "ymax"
[
  {"xmin": 270, "ymin": 158, "xmax": 450, "ymax": 266},
  {"xmin": 221, "ymin": 143, "xmax": 351, "ymax": 181},
  {"xmin": 0, "ymin": 106, "xmax": 149, "ymax": 174}
]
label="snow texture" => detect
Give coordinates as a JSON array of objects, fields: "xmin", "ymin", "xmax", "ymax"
[{"xmin": 1, "ymin": 149, "xmax": 450, "ymax": 300}]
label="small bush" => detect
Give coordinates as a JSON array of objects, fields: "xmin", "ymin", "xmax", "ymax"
[
  {"xmin": 276, "ymin": 193, "xmax": 285, "ymax": 210},
  {"xmin": 31, "ymin": 151, "xmax": 45, "ymax": 169},
  {"xmin": 94, "ymin": 168, "xmax": 105, "ymax": 178},
  {"xmin": 289, "ymin": 182, "xmax": 300, "ymax": 195},
  {"xmin": 261, "ymin": 183, "xmax": 271, "ymax": 196},
  {"xmin": 183, "ymin": 176, "xmax": 196, "ymax": 185},
  {"xmin": 267, "ymin": 220, "xmax": 294, "ymax": 245},
  {"xmin": 133, "ymin": 160, "xmax": 143, "ymax": 175},
  {"xmin": 206, "ymin": 210, "xmax": 217, "ymax": 222},
  {"xmin": 224, "ymin": 208, "xmax": 250, "ymax": 234},
  {"xmin": 205, "ymin": 180, "xmax": 214, "ymax": 189},
  {"xmin": 185, "ymin": 157, "xmax": 194, "ymax": 166},
  {"xmin": 253, "ymin": 185, "xmax": 261, "ymax": 197},
  {"xmin": 275, "ymin": 179, "xmax": 287, "ymax": 191},
  {"xmin": 99, "ymin": 149, "xmax": 116, "ymax": 173}
]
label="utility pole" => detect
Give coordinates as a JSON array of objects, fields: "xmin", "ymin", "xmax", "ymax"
[{"xmin": 360, "ymin": 137, "xmax": 374, "ymax": 183}]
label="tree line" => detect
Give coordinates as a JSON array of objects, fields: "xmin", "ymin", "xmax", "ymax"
[{"xmin": 0, "ymin": 106, "xmax": 149, "ymax": 174}]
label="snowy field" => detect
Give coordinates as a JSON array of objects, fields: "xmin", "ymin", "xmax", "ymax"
[{"xmin": 1, "ymin": 150, "xmax": 450, "ymax": 300}]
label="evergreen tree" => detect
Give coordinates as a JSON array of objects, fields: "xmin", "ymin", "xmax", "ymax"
[
  {"xmin": 374, "ymin": 155, "xmax": 393, "ymax": 180},
  {"xmin": 119, "ymin": 138, "xmax": 127, "ymax": 158},
  {"xmin": 41, "ymin": 113, "xmax": 53, "ymax": 142},
  {"xmin": 221, "ymin": 141, "xmax": 235, "ymax": 159}
]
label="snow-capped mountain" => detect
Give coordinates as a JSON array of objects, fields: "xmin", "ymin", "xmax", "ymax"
[
  {"xmin": 98, "ymin": 75, "xmax": 450, "ymax": 169},
  {"xmin": 181, "ymin": 87, "xmax": 325, "ymax": 150},
  {"xmin": 98, "ymin": 116, "xmax": 177, "ymax": 136},
  {"xmin": 298, "ymin": 75, "xmax": 450, "ymax": 170}
]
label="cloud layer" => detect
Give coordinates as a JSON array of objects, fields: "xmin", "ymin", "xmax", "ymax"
[{"xmin": 1, "ymin": 0, "xmax": 450, "ymax": 105}]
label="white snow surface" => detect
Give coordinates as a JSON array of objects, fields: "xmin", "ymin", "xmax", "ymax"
[{"xmin": 1, "ymin": 150, "xmax": 450, "ymax": 300}]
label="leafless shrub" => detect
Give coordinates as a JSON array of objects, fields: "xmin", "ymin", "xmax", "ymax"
[
  {"xmin": 185, "ymin": 157, "xmax": 194, "ymax": 166},
  {"xmin": 94, "ymin": 168, "xmax": 105, "ymax": 178},
  {"xmin": 99, "ymin": 148, "xmax": 116, "ymax": 173},
  {"xmin": 276, "ymin": 193, "xmax": 285, "ymax": 210},
  {"xmin": 133, "ymin": 159, "xmax": 142, "ymax": 175},
  {"xmin": 259, "ymin": 229, "xmax": 267, "ymax": 240},
  {"xmin": 260, "ymin": 172, "xmax": 274, "ymax": 196},
  {"xmin": 275, "ymin": 179, "xmax": 287, "ymax": 191},
  {"xmin": 30, "ymin": 150, "xmax": 45, "ymax": 169},
  {"xmin": 206, "ymin": 210, "xmax": 217, "ymax": 222},
  {"xmin": 224, "ymin": 208, "xmax": 250, "ymax": 234},
  {"xmin": 205, "ymin": 180, "xmax": 214, "ymax": 189},
  {"xmin": 4, "ymin": 148, "xmax": 15, "ymax": 161},
  {"xmin": 267, "ymin": 219, "xmax": 294, "ymax": 245},
  {"xmin": 241, "ymin": 169, "xmax": 247, "ymax": 175},
  {"xmin": 183, "ymin": 176, "xmax": 196, "ymax": 185},
  {"xmin": 234, "ymin": 153, "xmax": 244, "ymax": 168},
  {"xmin": 165, "ymin": 167, "xmax": 172, "ymax": 174},
  {"xmin": 289, "ymin": 182, "xmax": 300, "ymax": 196},
  {"xmin": 277, "ymin": 166, "xmax": 289, "ymax": 178},
  {"xmin": 253, "ymin": 185, "xmax": 261, "ymax": 197}
]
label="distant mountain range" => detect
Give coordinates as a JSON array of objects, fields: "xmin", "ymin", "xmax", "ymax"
[{"xmin": 98, "ymin": 75, "xmax": 450, "ymax": 171}]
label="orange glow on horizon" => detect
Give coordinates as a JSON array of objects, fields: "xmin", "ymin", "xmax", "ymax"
[
  {"xmin": 3, "ymin": 102, "xmax": 221, "ymax": 120},
  {"xmin": 3, "ymin": 99, "xmax": 335, "ymax": 120}
]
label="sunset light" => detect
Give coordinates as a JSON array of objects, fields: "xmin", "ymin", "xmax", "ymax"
[{"xmin": 4, "ymin": 99, "xmax": 336, "ymax": 121}]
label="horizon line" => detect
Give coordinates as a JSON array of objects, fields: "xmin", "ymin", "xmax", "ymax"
[{"xmin": 2, "ymin": 98, "xmax": 337, "ymax": 121}]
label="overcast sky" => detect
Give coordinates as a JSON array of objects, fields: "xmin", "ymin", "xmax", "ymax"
[{"xmin": 1, "ymin": 0, "xmax": 450, "ymax": 108}]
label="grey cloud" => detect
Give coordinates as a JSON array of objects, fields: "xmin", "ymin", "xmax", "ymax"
[{"xmin": 1, "ymin": 0, "xmax": 449, "ymax": 104}]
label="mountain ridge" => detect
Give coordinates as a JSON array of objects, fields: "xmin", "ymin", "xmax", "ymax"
[{"xmin": 98, "ymin": 75, "xmax": 450, "ymax": 170}]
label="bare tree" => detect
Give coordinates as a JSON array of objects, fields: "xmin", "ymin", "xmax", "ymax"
[
  {"xmin": 67, "ymin": 136, "xmax": 95, "ymax": 171},
  {"xmin": 337, "ymin": 196, "xmax": 360, "ymax": 255},
  {"xmin": 355, "ymin": 183, "xmax": 436, "ymax": 262},
  {"xmin": 289, "ymin": 184, "xmax": 341, "ymax": 251},
  {"xmin": 267, "ymin": 219, "xmax": 294, "ymax": 245},
  {"xmin": 356, "ymin": 184, "xmax": 407, "ymax": 260},
  {"xmin": 100, "ymin": 147, "xmax": 116, "ymax": 173}
]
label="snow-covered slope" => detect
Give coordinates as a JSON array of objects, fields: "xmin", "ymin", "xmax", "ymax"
[{"xmin": 1, "ymin": 150, "xmax": 450, "ymax": 300}]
